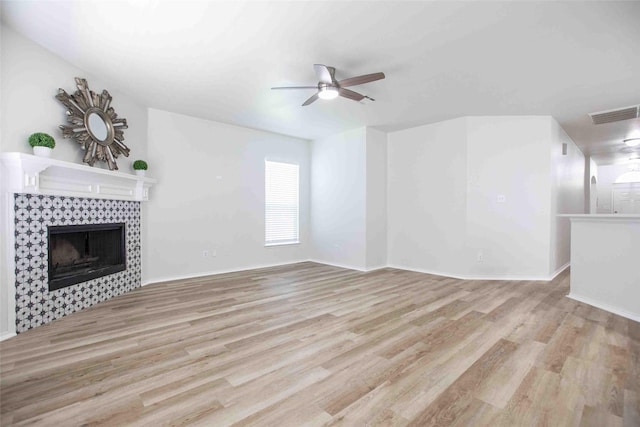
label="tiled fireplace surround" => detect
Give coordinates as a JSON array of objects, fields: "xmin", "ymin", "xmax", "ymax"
[
  {"xmin": 13, "ymin": 194, "xmax": 141, "ymax": 332},
  {"xmin": 1, "ymin": 153, "xmax": 156, "ymax": 335}
]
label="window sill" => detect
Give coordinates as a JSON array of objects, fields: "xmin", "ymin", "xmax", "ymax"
[{"xmin": 265, "ymin": 241, "xmax": 300, "ymax": 247}]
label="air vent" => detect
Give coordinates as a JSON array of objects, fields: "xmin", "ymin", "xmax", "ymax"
[{"xmin": 589, "ymin": 105, "xmax": 639, "ymax": 125}]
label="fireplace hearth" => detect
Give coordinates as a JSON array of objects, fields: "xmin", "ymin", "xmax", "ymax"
[{"xmin": 48, "ymin": 223, "xmax": 126, "ymax": 291}]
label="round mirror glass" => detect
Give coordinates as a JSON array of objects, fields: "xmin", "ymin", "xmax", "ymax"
[{"xmin": 87, "ymin": 112, "xmax": 109, "ymax": 142}]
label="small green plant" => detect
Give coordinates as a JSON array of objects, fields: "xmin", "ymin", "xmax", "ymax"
[
  {"xmin": 133, "ymin": 160, "xmax": 148, "ymax": 170},
  {"xmin": 28, "ymin": 133, "xmax": 56, "ymax": 149}
]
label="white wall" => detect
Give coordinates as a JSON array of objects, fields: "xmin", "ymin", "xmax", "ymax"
[
  {"xmin": 310, "ymin": 126, "xmax": 388, "ymax": 271},
  {"xmin": 0, "ymin": 27, "xmax": 148, "ymax": 166},
  {"xmin": 387, "ymin": 116, "xmax": 582, "ymax": 280},
  {"xmin": 0, "ymin": 27, "xmax": 148, "ymax": 338},
  {"xmin": 365, "ymin": 128, "xmax": 387, "ymax": 269},
  {"xmin": 387, "ymin": 118, "xmax": 468, "ymax": 276},
  {"xmin": 550, "ymin": 118, "xmax": 585, "ymax": 275},
  {"xmin": 466, "ymin": 117, "xmax": 552, "ymax": 278},
  {"xmin": 569, "ymin": 217, "xmax": 640, "ymax": 322},
  {"xmin": 311, "ymin": 127, "xmax": 367, "ymax": 269},
  {"xmin": 144, "ymin": 109, "xmax": 310, "ymax": 283}
]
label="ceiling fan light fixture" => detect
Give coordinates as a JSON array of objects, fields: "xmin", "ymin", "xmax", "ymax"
[
  {"xmin": 318, "ymin": 86, "xmax": 339, "ymax": 100},
  {"xmin": 273, "ymin": 64, "xmax": 385, "ymax": 106},
  {"xmin": 624, "ymin": 138, "xmax": 640, "ymax": 147}
]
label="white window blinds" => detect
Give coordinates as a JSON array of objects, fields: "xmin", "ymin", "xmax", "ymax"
[{"xmin": 265, "ymin": 160, "xmax": 299, "ymax": 245}]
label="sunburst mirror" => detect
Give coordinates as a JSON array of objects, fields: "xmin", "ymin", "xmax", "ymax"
[{"xmin": 56, "ymin": 77, "xmax": 129, "ymax": 170}]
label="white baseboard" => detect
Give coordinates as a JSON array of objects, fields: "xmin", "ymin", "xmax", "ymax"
[
  {"xmin": 550, "ymin": 262, "xmax": 570, "ymax": 281},
  {"xmin": 365, "ymin": 264, "xmax": 387, "ymax": 272},
  {"xmin": 567, "ymin": 293, "xmax": 640, "ymax": 323},
  {"xmin": 307, "ymin": 259, "xmax": 369, "ymax": 272},
  {"xmin": 386, "ymin": 264, "xmax": 468, "ymax": 280},
  {"xmin": 0, "ymin": 331, "xmax": 17, "ymax": 341},
  {"xmin": 386, "ymin": 263, "xmax": 561, "ymax": 282},
  {"xmin": 142, "ymin": 259, "xmax": 312, "ymax": 286},
  {"xmin": 142, "ymin": 260, "xmax": 567, "ymax": 288}
]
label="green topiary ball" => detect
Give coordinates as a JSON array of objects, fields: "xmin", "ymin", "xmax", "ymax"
[
  {"xmin": 28, "ymin": 133, "xmax": 56, "ymax": 149},
  {"xmin": 133, "ymin": 160, "xmax": 148, "ymax": 170}
]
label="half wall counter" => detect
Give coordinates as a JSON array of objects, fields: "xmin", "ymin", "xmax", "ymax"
[{"xmin": 562, "ymin": 214, "xmax": 640, "ymax": 322}]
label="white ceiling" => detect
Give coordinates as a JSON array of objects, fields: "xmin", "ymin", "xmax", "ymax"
[{"xmin": 2, "ymin": 1, "xmax": 639, "ymax": 165}]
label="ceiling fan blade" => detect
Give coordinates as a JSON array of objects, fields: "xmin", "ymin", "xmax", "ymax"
[
  {"xmin": 314, "ymin": 64, "xmax": 334, "ymax": 84},
  {"xmin": 339, "ymin": 88, "xmax": 365, "ymax": 102},
  {"xmin": 271, "ymin": 86, "xmax": 318, "ymax": 90},
  {"xmin": 302, "ymin": 93, "xmax": 319, "ymax": 106},
  {"xmin": 338, "ymin": 72, "xmax": 385, "ymax": 87}
]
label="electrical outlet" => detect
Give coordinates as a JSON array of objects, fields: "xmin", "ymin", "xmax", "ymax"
[
  {"xmin": 202, "ymin": 250, "xmax": 209, "ymax": 258},
  {"xmin": 477, "ymin": 251, "xmax": 484, "ymax": 263}
]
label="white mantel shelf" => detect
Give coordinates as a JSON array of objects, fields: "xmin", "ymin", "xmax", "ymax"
[{"xmin": 0, "ymin": 152, "xmax": 157, "ymax": 201}]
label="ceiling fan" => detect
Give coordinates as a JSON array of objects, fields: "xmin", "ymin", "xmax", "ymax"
[{"xmin": 272, "ymin": 64, "xmax": 385, "ymax": 106}]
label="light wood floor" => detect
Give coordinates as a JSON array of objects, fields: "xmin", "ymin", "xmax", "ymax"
[{"xmin": 1, "ymin": 262, "xmax": 639, "ymax": 426}]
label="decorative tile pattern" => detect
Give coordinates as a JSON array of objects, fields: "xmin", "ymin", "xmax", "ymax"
[{"xmin": 13, "ymin": 194, "xmax": 141, "ymax": 333}]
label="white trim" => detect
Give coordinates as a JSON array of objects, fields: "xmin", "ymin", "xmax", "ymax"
[
  {"xmin": 386, "ymin": 264, "xmax": 468, "ymax": 280},
  {"xmin": 567, "ymin": 293, "xmax": 640, "ymax": 323},
  {"xmin": 550, "ymin": 262, "xmax": 570, "ymax": 281},
  {"xmin": 141, "ymin": 259, "xmax": 311, "ymax": 286},
  {"xmin": 1, "ymin": 191, "xmax": 17, "ymax": 338},
  {"xmin": 264, "ymin": 241, "xmax": 300, "ymax": 247},
  {"xmin": 0, "ymin": 152, "xmax": 157, "ymax": 201},
  {"xmin": 307, "ymin": 259, "xmax": 368, "ymax": 272},
  {"xmin": 558, "ymin": 213, "xmax": 640, "ymax": 222},
  {"xmin": 143, "ymin": 261, "xmax": 387, "ymax": 287},
  {"xmin": 364, "ymin": 264, "xmax": 387, "ymax": 272},
  {"xmin": 0, "ymin": 331, "xmax": 16, "ymax": 341},
  {"xmin": 142, "ymin": 260, "xmax": 570, "ymax": 288},
  {"xmin": 386, "ymin": 263, "xmax": 559, "ymax": 282}
]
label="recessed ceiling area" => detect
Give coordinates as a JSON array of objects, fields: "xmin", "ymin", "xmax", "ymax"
[{"xmin": 1, "ymin": 1, "xmax": 639, "ymax": 165}]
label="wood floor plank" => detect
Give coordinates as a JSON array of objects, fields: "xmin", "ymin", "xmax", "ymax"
[
  {"xmin": 1, "ymin": 262, "xmax": 638, "ymax": 426},
  {"xmin": 537, "ymin": 313, "xmax": 586, "ymax": 373},
  {"xmin": 406, "ymin": 338, "xmax": 518, "ymax": 426},
  {"xmin": 492, "ymin": 367, "xmax": 580, "ymax": 426},
  {"xmin": 624, "ymin": 390, "xmax": 640, "ymax": 427},
  {"xmin": 475, "ymin": 340, "xmax": 545, "ymax": 409},
  {"xmin": 579, "ymin": 405, "xmax": 623, "ymax": 427}
]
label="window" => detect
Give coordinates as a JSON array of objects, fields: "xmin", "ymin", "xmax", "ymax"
[{"xmin": 265, "ymin": 160, "xmax": 299, "ymax": 245}]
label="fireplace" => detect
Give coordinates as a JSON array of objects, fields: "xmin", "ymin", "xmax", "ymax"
[
  {"xmin": 47, "ymin": 223, "xmax": 126, "ymax": 291},
  {"xmin": 2, "ymin": 153, "xmax": 152, "ymax": 335},
  {"xmin": 12, "ymin": 193, "xmax": 142, "ymax": 333}
]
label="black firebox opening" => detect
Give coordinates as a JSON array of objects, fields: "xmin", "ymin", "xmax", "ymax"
[{"xmin": 47, "ymin": 223, "xmax": 126, "ymax": 291}]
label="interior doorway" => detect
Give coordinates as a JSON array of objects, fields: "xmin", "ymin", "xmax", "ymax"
[
  {"xmin": 612, "ymin": 183, "xmax": 640, "ymax": 214},
  {"xmin": 590, "ymin": 176, "xmax": 598, "ymax": 214}
]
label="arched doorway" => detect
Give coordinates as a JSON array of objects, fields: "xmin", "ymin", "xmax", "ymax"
[
  {"xmin": 590, "ymin": 176, "xmax": 598, "ymax": 213},
  {"xmin": 612, "ymin": 168, "xmax": 640, "ymax": 214}
]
